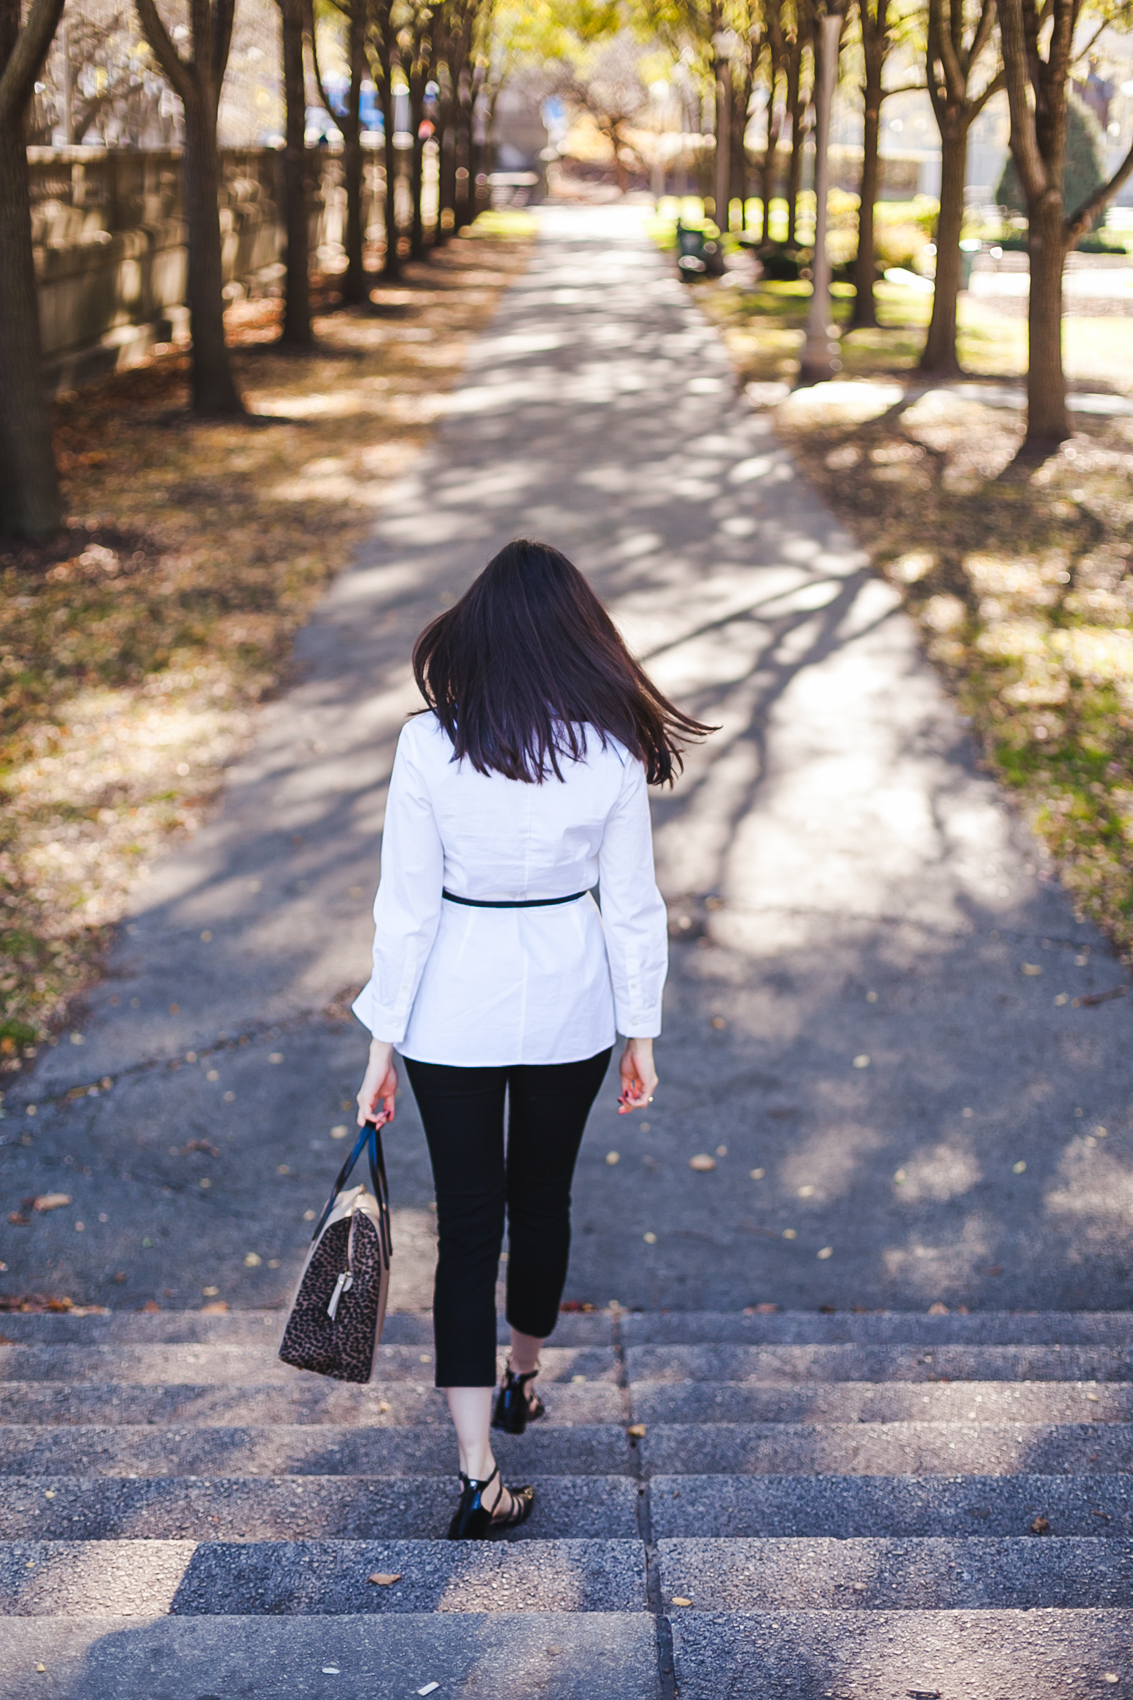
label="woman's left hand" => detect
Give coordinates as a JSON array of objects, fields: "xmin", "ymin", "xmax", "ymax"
[
  {"xmin": 617, "ymin": 1036, "xmax": 657, "ymax": 1114},
  {"xmin": 357, "ymin": 1039, "xmax": 398, "ymax": 1127}
]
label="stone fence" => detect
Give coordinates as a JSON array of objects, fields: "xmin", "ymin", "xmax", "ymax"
[{"xmin": 29, "ymin": 146, "xmax": 377, "ymax": 391}]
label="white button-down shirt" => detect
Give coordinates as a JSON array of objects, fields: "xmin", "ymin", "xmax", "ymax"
[{"xmin": 352, "ymin": 712, "xmax": 668, "ymax": 1066}]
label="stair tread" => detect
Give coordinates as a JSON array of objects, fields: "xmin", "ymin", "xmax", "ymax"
[
  {"xmin": 0, "ymin": 1343, "xmax": 617, "ymax": 1385},
  {"xmin": 656, "ymin": 1534, "xmax": 1133, "ymax": 1608},
  {"xmin": 0, "ymin": 1475, "xmax": 643, "ymax": 1540},
  {"xmin": 0, "ymin": 1537, "xmax": 647, "ymax": 1615},
  {"xmin": 0, "ymin": 1312, "xmax": 614, "ymax": 1346},
  {"xmin": 624, "ymin": 1310, "xmax": 1133, "ymax": 1346},
  {"xmin": 641, "ymin": 1420, "xmax": 1133, "ymax": 1475},
  {"xmin": 0, "ymin": 1611, "xmax": 659, "ymax": 1700},
  {"xmin": 0, "ymin": 1424, "xmax": 633, "ymax": 1477},
  {"xmin": 0, "ymin": 1381, "xmax": 623, "ymax": 1425},
  {"xmin": 649, "ymin": 1471, "xmax": 1133, "ymax": 1537},
  {"xmin": 626, "ymin": 1343, "xmax": 1133, "ymax": 1382},
  {"xmin": 669, "ymin": 1608, "xmax": 1133, "ymax": 1700},
  {"xmin": 631, "ymin": 1379, "xmax": 1130, "ymax": 1423}
]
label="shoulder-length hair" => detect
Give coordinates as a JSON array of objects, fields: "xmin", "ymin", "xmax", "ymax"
[{"xmin": 412, "ymin": 539, "xmax": 714, "ymax": 785}]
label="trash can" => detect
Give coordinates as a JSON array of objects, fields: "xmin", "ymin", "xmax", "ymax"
[{"xmin": 676, "ymin": 221, "xmax": 707, "ymax": 279}]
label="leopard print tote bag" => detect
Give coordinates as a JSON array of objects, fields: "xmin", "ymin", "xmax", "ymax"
[{"xmin": 279, "ymin": 1117, "xmax": 392, "ymax": 1383}]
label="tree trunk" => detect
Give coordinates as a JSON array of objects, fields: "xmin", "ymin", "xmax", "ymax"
[
  {"xmin": 279, "ymin": 0, "xmax": 311, "ymax": 345},
  {"xmin": 1027, "ymin": 195, "xmax": 1069, "ymax": 441},
  {"xmin": 340, "ymin": 8, "xmax": 366, "ymax": 306},
  {"xmin": 851, "ymin": 60, "xmax": 882, "ymax": 328},
  {"xmin": 785, "ymin": 41, "xmax": 805, "ymax": 246},
  {"xmin": 0, "ymin": 120, "xmax": 61, "ymax": 536},
  {"xmin": 454, "ymin": 82, "xmax": 472, "ymax": 232},
  {"xmin": 919, "ymin": 115, "xmax": 967, "ymax": 375},
  {"xmin": 436, "ymin": 100, "xmax": 456, "ymax": 244},
  {"xmin": 377, "ymin": 72, "xmax": 401, "ymax": 278},
  {"xmin": 409, "ymin": 83, "xmax": 426, "ymax": 259},
  {"xmin": 181, "ymin": 98, "xmax": 244, "ymax": 412}
]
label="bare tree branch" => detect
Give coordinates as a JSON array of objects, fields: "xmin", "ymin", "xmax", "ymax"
[
  {"xmin": 1066, "ymin": 137, "xmax": 1133, "ymax": 242},
  {"xmin": 0, "ymin": 0, "xmax": 67, "ymax": 128},
  {"xmin": 134, "ymin": 0, "xmax": 196, "ymax": 107}
]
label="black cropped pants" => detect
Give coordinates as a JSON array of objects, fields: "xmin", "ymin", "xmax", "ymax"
[{"xmin": 404, "ymin": 1048, "xmax": 611, "ymax": 1388}]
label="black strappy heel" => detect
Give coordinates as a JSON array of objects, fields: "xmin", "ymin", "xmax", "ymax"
[
  {"xmin": 447, "ymin": 1464, "xmax": 535, "ymax": 1539},
  {"xmin": 492, "ymin": 1367, "xmax": 545, "ymax": 1435}
]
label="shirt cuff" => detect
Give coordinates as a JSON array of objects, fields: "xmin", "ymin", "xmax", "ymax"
[{"xmin": 351, "ymin": 981, "xmax": 408, "ymax": 1046}]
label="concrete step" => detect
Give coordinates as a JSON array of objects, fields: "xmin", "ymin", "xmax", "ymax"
[
  {"xmin": 0, "ymin": 1474, "xmax": 643, "ymax": 1541},
  {"xmin": 0, "ymin": 1311, "xmax": 614, "ymax": 1347},
  {"xmin": 649, "ymin": 1472, "xmax": 1133, "ymax": 1538},
  {"xmin": 623, "ymin": 1310, "xmax": 1133, "ymax": 1347},
  {"xmin": 0, "ymin": 1380, "xmax": 624, "ymax": 1427},
  {"xmin": 626, "ymin": 1342, "xmax": 1133, "ymax": 1384},
  {"xmin": 641, "ymin": 1421, "xmax": 1132, "ymax": 1476},
  {"xmin": 0, "ymin": 1343, "xmax": 618, "ymax": 1386},
  {"xmin": 668, "ymin": 1608, "xmax": 1133, "ymax": 1700},
  {"xmin": 0, "ymin": 1611, "xmax": 660, "ymax": 1700},
  {"xmin": 657, "ymin": 1534, "xmax": 1133, "ymax": 1609},
  {"xmin": 631, "ymin": 1378, "xmax": 1131, "ymax": 1425},
  {"xmin": 0, "ymin": 1423, "xmax": 635, "ymax": 1479},
  {"xmin": 0, "ymin": 1537, "xmax": 647, "ymax": 1615}
]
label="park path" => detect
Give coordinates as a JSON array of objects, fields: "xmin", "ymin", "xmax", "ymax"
[{"xmin": 6, "ymin": 202, "xmax": 1133, "ymax": 1317}]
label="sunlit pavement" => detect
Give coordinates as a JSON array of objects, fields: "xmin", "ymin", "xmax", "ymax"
[{"xmin": 5, "ymin": 202, "xmax": 1132, "ymax": 1317}]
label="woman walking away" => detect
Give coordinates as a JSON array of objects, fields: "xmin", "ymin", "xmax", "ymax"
[{"xmin": 353, "ymin": 539, "xmax": 712, "ymax": 1539}]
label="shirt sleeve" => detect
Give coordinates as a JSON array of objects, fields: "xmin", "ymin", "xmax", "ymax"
[
  {"xmin": 351, "ymin": 724, "xmax": 444, "ymax": 1044},
  {"xmin": 597, "ymin": 755, "xmax": 668, "ymax": 1038}
]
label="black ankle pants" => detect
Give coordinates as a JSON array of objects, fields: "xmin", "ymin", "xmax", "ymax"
[{"xmin": 403, "ymin": 1048, "xmax": 611, "ymax": 1387}]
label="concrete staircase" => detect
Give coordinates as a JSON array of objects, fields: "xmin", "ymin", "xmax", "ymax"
[{"xmin": 0, "ymin": 1307, "xmax": 1130, "ymax": 1698}]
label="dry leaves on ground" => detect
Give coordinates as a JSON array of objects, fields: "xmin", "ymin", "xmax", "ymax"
[{"xmin": 0, "ymin": 231, "xmax": 532, "ymax": 1056}]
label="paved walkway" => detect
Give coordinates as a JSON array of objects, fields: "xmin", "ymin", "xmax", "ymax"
[{"xmin": 6, "ymin": 204, "xmax": 1132, "ymax": 1317}]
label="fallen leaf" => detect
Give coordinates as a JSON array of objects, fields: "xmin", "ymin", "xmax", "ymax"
[
  {"xmin": 782, "ymin": 1228, "xmax": 797, "ymax": 1240},
  {"xmin": 750, "ymin": 1168, "xmax": 765, "ymax": 1179},
  {"xmin": 7, "ymin": 1213, "xmax": 30, "ymax": 1226},
  {"xmin": 852, "ymin": 1054, "xmax": 870, "ymax": 1068},
  {"xmin": 35, "ymin": 1664, "xmax": 46, "ymax": 1673},
  {"xmin": 710, "ymin": 1016, "xmax": 725, "ymax": 1029},
  {"xmin": 928, "ymin": 1302, "xmax": 949, "ymax": 1315},
  {"xmin": 269, "ymin": 1053, "xmax": 284, "ymax": 1064},
  {"xmin": 244, "ymin": 1253, "xmax": 262, "ymax": 1267},
  {"xmin": 797, "ymin": 1185, "xmax": 815, "ymax": 1197},
  {"xmin": 1104, "ymin": 1675, "xmax": 1120, "ymax": 1685},
  {"xmin": 626, "ymin": 1423, "xmax": 646, "ymax": 1438},
  {"xmin": 1074, "ymin": 985, "xmax": 1128, "ymax": 1008},
  {"xmin": 643, "ymin": 1231, "xmax": 657, "ymax": 1244},
  {"xmin": 141, "ymin": 1300, "xmax": 160, "ymax": 1312},
  {"xmin": 1030, "ymin": 1515, "xmax": 1050, "ymax": 1534},
  {"xmin": 417, "ymin": 1685, "xmax": 439, "ymax": 1696},
  {"xmin": 330, "ymin": 1125, "xmax": 348, "ymax": 1140},
  {"xmin": 1013, "ymin": 1160, "xmax": 1027, "ymax": 1174},
  {"xmin": 183, "ymin": 1139, "xmax": 219, "ymax": 1157},
  {"xmin": 1021, "ymin": 963, "xmax": 1042, "ymax": 976},
  {"xmin": 716, "ymin": 1145, "xmax": 727, "ymax": 1156},
  {"xmin": 605, "ymin": 1151, "xmax": 620, "ymax": 1165},
  {"xmin": 817, "ymin": 1246, "xmax": 833, "ymax": 1260},
  {"xmin": 419, "ymin": 1353, "xmax": 432, "ymax": 1364},
  {"xmin": 368, "ymin": 1572, "xmax": 401, "ymax": 1585},
  {"xmin": 571, "ymin": 1373, "xmax": 587, "ymax": 1383},
  {"xmin": 894, "ymin": 1169, "xmax": 907, "ymax": 1183},
  {"xmin": 200, "ymin": 930, "xmax": 213, "ymax": 942},
  {"xmin": 379, "ymin": 1399, "xmax": 391, "ymax": 1412},
  {"xmin": 201, "ymin": 1301, "xmax": 229, "ymax": 1313},
  {"xmin": 670, "ymin": 1595, "xmax": 692, "ymax": 1607},
  {"xmin": 689, "ymin": 1154, "xmax": 716, "ymax": 1172},
  {"xmin": 33, "ymin": 1194, "xmax": 72, "ymax": 1212}
]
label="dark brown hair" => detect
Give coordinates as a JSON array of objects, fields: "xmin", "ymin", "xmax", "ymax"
[{"xmin": 412, "ymin": 539, "xmax": 714, "ymax": 784}]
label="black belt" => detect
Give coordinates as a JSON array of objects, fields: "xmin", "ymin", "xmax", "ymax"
[{"xmin": 442, "ymin": 889, "xmax": 587, "ymax": 909}]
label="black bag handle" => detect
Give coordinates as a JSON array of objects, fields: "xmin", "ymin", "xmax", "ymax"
[{"xmin": 311, "ymin": 1117, "xmax": 392, "ymax": 1263}]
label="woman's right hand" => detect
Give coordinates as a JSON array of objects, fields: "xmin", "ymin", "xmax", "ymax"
[
  {"xmin": 618, "ymin": 1037, "xmax": 657, "ymax": 1114},
  {"xmin": 357, "ymin": 1038, "xmax": 398, "ymax": 1127}
]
